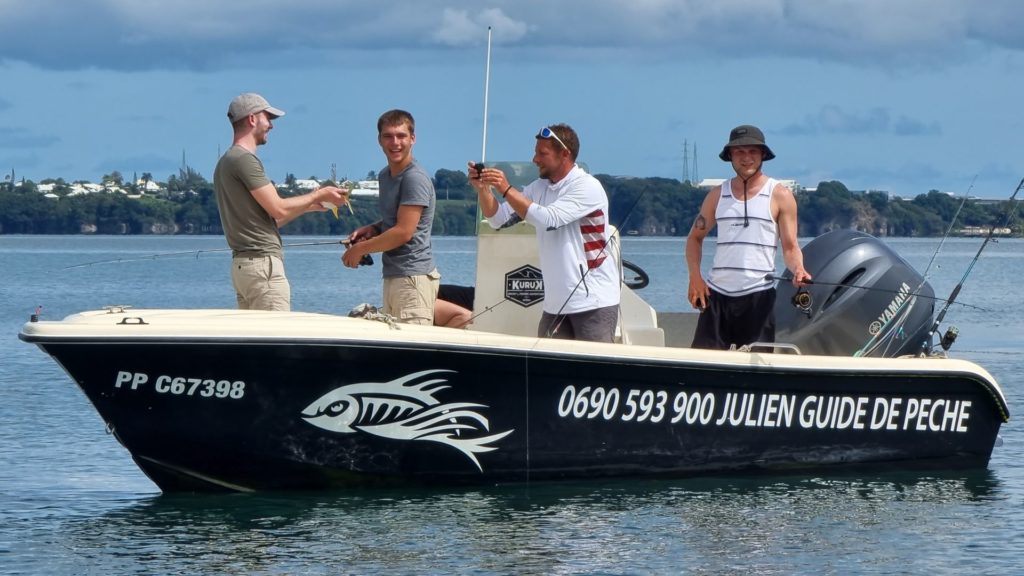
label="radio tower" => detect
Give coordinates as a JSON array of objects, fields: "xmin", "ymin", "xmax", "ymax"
[
  {"xmin": 682, "ymin": 139, "xmax": 691, "ymax": 184},
  {"xmin": 692, "ymin": 142, "xmax": 699, "ymax": 184}
]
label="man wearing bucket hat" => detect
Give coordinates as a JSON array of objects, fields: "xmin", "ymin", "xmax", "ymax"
[
  {"xmin": 685, "ymin": 124, "xmax": 811, "ymax": 350},
  {"xmin": 214, "ymin": 92, "xmax": 349, "ymax": 311}
]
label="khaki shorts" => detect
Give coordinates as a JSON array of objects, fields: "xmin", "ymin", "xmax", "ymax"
[
  {"xmin": 231, "ymin": 254, "xmax": 290, "ymax": 311},
  {"xmin": 383, "ymin": 269, "xmax": 441, "ymax": 325}
]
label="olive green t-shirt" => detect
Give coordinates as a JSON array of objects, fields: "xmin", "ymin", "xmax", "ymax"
[{"xmin": 213, "ymin": 145, "xmax": 283, "ymax": 259}]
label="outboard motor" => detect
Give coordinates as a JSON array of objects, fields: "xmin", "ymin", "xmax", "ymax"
[{"xmin": 775, "ymin": 230, "xmax": 935, "ymax": 357}]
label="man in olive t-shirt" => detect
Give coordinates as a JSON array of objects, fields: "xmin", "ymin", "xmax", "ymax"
[{"xmin": 213, "ymin": 93, "xmax": 348, "ymax": 311}]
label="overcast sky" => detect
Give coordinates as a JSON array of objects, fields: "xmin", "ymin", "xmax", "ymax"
[{"xmin": 2, "ymin": 0, "xmax": 1023, "ymax": 198}]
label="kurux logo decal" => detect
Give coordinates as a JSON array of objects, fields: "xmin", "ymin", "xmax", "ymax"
[
  {"xmin": 505, "ymin": 264, "xmax": 544, "ymax": 307},
  {"xmin": 301, "ymin": 369, "xmax": 513, "ymax": 471}
]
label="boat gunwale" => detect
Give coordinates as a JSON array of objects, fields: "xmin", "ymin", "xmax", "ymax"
[{"xmin": 20, "ymin": 310, "xmax": 1010, "ymax": 422}]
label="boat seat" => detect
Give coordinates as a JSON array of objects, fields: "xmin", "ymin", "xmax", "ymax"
[{"xmin": 617, "ymin": 285, "xmax": 665, "ymax": 347}]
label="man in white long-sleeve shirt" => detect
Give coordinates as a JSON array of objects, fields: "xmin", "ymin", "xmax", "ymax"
[{"xmin": 468, "ymin": 124, "xmax": 620, "ymax": 342}]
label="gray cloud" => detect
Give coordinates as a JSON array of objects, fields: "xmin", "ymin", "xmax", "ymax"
[
  {"xmin": 94, "ymin": 154, "xmax": 180, "ymax": 177},
  {"xmin": 833, "ymin": 162, "xmax": 944, "ymax": 185},
  {"xmin": 822, "ymin": 162, "xmax": 1024, "ymax": 199},
  {"xmin": 0, "ymin": 1, "xmax": 1022, "ymax": 71},
  {"xmin": 892, "ymin": 116, "xmax": 941, "ymax": 136},
  {"xmin": 780, "ymin": 106, "xmax": 941, "ymax": 137},
  {"xmin": 966, "ymin": 0, "xmax": 1024, "ymax": 51},
  {"xmin": 433, "ymin": 8, "xmax": 529, "ymax": 46},
  {"xmin": 0, "ymin": 127, "xmax": 60, "ymax": 148}
]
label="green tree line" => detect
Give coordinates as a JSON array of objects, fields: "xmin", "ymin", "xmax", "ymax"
[
  {"xmin": 600, "ymin": 178, "xmax": 1020, "ymax": 238},
  {"xmin": 1, "ymin": 171, "xmax": 1018, "ymax": 237}
]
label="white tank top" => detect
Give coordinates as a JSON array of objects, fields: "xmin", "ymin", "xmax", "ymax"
[{"xmin": 707, "ymin": 177, "xmax": 778, "ymax": 296}]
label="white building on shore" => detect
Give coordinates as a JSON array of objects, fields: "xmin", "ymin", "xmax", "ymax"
[
  {"xmin": 697, "ymin": 178, "xmax": 803, "ymax": 192},
  {"xmin": 352, "ymin": 180, "xmax": 379, "ymax": 197}
]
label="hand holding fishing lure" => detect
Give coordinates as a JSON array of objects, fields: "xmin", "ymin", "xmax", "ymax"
[{"xmin": 319, "ymin": 182, "xmax": 355, "ymax": 218}]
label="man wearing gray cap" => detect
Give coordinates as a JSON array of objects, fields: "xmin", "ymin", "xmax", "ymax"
[
  {"xmin": 685, "ymin": 124, "xmax": 811, "ymax": 350},
  {"xmin": 214, "ymin": 92, "xmax": 349, "ymax": 311}
]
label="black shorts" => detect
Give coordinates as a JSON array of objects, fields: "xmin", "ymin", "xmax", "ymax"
[
  {"xmin": 691, "ymin": 288, "xmax": 776, "ymax": 350},
  {"xmin": 437, "ymin": 284, "xmax": 475, "ymax": 310}
]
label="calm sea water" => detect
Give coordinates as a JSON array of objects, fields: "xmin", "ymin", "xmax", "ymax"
[{"xmin": 1, "ymin": 235, "xmax": 1021, "ymax": 575}]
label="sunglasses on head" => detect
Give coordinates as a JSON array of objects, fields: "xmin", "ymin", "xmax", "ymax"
[{"xmin": 538, "ymin": 126, "xmax": 569, "ymax": 152}]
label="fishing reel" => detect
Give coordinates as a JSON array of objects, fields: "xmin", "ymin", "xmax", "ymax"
[
  {"xmin": 340, "ymin": 238, "xmax": 374, "ymax": 266},
  {"xmin": 791, "ymin": 287, "xmax": 813, "ymax": 317},
  {"xmin": 939, "ymin": 325, "xmax": 959, "ymax": 351}
]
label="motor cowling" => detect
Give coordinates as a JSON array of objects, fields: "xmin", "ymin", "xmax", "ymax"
[{"xmin": 775, "ymin": 230, "xmax": 935, "ymax": 357}]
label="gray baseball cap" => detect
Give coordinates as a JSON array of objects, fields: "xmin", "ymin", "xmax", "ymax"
[{"xmin": 227, "ymin": 93, "xmax": 285, "ymax": 123}]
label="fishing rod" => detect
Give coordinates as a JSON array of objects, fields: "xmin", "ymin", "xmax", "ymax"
[
  {"xmin": 63, "ymin": 239, "xmax": 369, "ymax": 269},
  {"xmin": 463, "ymin": 26, "xmax": 643, "ymax": 336},
  {"xmin": 446, "ymin": 26, "xmax": 502, "ymax": 329},
  {"xmin": 850, "ymin": 177, "xmax": 977, "ymax": 358},
  {"xmin": 921, "ymin": 176, "xmax": 974, "ymax": 280},
  {"xmin": 542, "ymin": 176, "xmax": 652, "ymax": 337},
  {"xmin": 765, "ymin": 274, "xmax": 991, "ymax": 313},
  {"xmin": 466, "ymin": 296, "xmax": 509, "ymax": 325},
  {"xmin": 470, "ymin": 27, "xmax": 493, "ymax": 181},
  {"xmin": 919, "ymin": 175, "xmax": 1024, "ymax": 351},
  {"xmin": 479, "ymin": 26, "xmax": 492, "ymax": 175},
  {"xmin": 465, "ymin": 26, "xmax": 498, "ymax": 328}
]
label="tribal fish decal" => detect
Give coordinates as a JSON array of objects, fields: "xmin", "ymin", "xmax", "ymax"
[{"xmin": 301, "ymin": 369, "xmax": 513, "ymax": 471}]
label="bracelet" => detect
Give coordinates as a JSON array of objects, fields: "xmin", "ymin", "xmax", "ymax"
[{"xmin": 502, "ymin": 184, "xmax": 513, "ymax": 198}]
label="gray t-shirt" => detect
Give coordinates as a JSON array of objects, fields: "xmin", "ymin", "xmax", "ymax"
[
  {"xmin": 378, "ymin": 159, "xmax": 436, "ymax": 277},
  {"xmin": 213, "ymin": 145, "xmax": 282, "ymax": 259}
]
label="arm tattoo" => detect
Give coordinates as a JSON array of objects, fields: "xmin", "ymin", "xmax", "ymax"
[{"xmin": 694, "ymin": 215, "xmax": 706, "ymax": 231}]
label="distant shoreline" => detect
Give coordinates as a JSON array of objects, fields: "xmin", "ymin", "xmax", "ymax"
[
  {"xmin": 3, "ymin": 176, "xmax": 1020, "ymax": 238},
  {"xmin": 2, "ymin": 232, "xmax": 1020, "ymax": 239}
]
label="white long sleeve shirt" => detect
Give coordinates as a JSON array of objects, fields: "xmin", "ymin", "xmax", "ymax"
[{"xmin": 487, "ymin": 165, "xmax": 620, "ymax": 314}]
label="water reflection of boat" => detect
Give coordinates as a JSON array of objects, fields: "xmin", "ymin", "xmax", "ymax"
[{"xmin": 20, "ymin": 201, "xmax": 1009, "ymax": 492}]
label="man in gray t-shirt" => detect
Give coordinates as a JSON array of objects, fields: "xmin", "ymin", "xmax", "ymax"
[{"xmin": 343, "ymin": 109, "xmax": 439, "ymax": 325}]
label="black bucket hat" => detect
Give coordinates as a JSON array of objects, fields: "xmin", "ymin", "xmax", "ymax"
[{"xmin": 719, "ymin": 124, "xmax": 775, "ymax": 161}]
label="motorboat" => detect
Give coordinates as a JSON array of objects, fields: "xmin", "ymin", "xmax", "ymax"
[{"xmin": 20, "ymin": 216, "xmax": 1009, "ymax": 492}]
